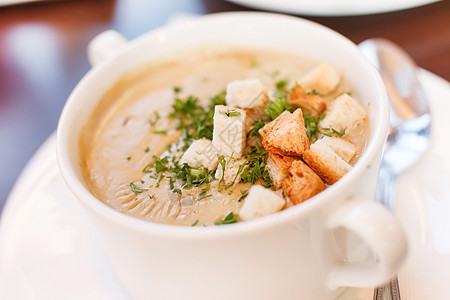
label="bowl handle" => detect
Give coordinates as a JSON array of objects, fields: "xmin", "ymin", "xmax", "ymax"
[
  {"xmin": 325, "ymin": 200, "xmax": 408, "ymax": 289},
  {"xmin": 87, "ymin": 30, "xmax": 128, "ymax": 67}
]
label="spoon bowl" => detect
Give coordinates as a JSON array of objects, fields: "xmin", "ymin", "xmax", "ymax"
[{"xmin": 359, "ymin": 38, "xmax": 432, "ymax": 175}]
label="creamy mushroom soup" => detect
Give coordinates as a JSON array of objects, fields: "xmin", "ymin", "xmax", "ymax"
[{"xmin": 80, "ymin": 47, "xmax": 369, "ymax": 226}]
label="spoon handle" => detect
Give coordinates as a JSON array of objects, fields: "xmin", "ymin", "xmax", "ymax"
[
  {"xmin": 373, "ymin": 167, "xmax": 402, "ymax": 300},
  {"xmin": 374, "ymin": 276, "xmax": 401, "ymax": 300}
]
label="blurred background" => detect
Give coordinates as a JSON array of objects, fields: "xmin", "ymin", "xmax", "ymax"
[{"xmin": 0, "ymin": 0, "xmax": 449, "ymax": 212}]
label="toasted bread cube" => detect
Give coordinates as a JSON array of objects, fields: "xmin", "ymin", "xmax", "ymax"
[
  {"xmin": 319, "ymin": 93, "xmax": 368, "ymax": 134},
  {"xmin": 287, "ymin": 85, "xmax": 326, "ymax": 117},
  {"xmin": 302, "ymin": 137, "xmax": 354, "ymax": 185},
  {"xmin": 212, "ymin": 105, "xmax": 247, "ymax": 158},
  {"xmin": 265, "ymin": 153, "xmax": 296, "ymax": 190},
  {"xmin": 260, "ymin": 109, "xmax": 310, "ymax": 157},
  {"xmin": 281, "ymin": 160, "xmax": 326, "ymax": 205},
  {"xmin": 318, "ymin": 136, "xmax": 357, "ymax": 163},
  {"xmin": 225, "ymin": 79, "xmax": 269, "ymax": 110},
  {"xmin": 258, "ymin": 110, "xmax": 290, "ymax": 139},
  {"xmin": 299, "ymin": 63, "xmax": 340, "ymax": 95},
  {"xmin": 215, "ymin": 156, "xmax": 248, "ymax": 186},
  {"xmin": 239, "ymin": 185, "xmax": 286, "ymax": 221},
  {"xmin": 180, "ymin": 138, "xmax": 219, "ymax": 170}
]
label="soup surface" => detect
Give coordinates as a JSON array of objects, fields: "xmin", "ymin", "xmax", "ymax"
[{"xmin": 80, "ymin": 47, "xmax": 368, "ymax": 226}]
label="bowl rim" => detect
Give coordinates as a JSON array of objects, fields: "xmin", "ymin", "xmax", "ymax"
[{"xmin": 56, "ymin": 11, "xmax": 389, "ymax": 240}]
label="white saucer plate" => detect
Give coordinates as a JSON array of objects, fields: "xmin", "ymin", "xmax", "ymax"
[
  {"xmin": 0, "ymin": 69, "xmax": 449, "ymax": 299},
  {"xmin": 225, "ymin": 0, "xmax": 440, "ymax": 16}
]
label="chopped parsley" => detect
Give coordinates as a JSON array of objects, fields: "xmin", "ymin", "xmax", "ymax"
[
  {"xmin": 276, "ymin": 78, "xmax": 289, "ymax": 90},
  {"xmin": 216, "ymin": 212, "xmax": 237, "ymax": 225},
  {"xmin": 152, "ymin": 128, "xmax": 167, "ymax": 134},
  {"xmin": 191, "ymin": 220, "xmax": 199, "ymax": 226},
  {"xmin": 168, "ymin": 92, "xmax": 225, "ymax": 150},
  {"xmin": 322, "ymin": 127, "xmax": 346, "ymax": 137},
  {"xmin": 130, "ymin": 182, "xmax": 148, "ymax": 194},
  {"xmin": 247, "ymin": 119, "xmax": 267, "ymax": 139},
  {"xmin": 144, "ymin": 147, "xmax": 150, "ymax": 152},
  {"xmin": 304, "ymin": 113, "xmax": 325, "ymax": 140},
  {"xmin": 240, "ymin": 144, "xmax": 273, "ymax": 189},
  {"xmin": 264, "ymin": 98, "xmax": 295, "ymax": 120},
  {"xmin": 304, "ymin": 113, "xmax": 345, "ymax": 140},
  {"xmin": 217, "ymin": 155, "xmax": 226, "ymax": 185},
  {"xmin": 148, "ymin": 111, "xmax": 160, "ymax": 125},
  {"xmin": 197, "ymin": 192, "xmax": 212, "ymax": 201},
  {"xmin": 305, "ymin": 89, "xmax": 319, "ymax": 95},
  {"xmin": 219, "ymin": 109, "xmax": 241, "ymax": 117},
  {"xmin": 173, "ymin": 86, "xmax": 182, "ymax": 93}
]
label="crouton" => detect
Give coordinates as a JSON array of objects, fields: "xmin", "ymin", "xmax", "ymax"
[
  {"xmin": 287, "ymin": 85, "xmax": 326, "ymax": 117},
  {"xmin": 215, "ymin": 156, "xmax": 248, "ymax": 186},
  {"xmin": 239, "ymin": 185, "xmax": 286, "ymax": 221},
  {"xmin": 258, "ymin": 110, "xmax": 290, "ymax": 139},
  {"xmin": 260, "ymin": 109, "xmax": 310, "ymax": 157},
  {"xmin": 302, "ymin": 136, "xmax": 354, "ymax": 185},
  {"xmin": 225, "ymin": 79, "xmax": 269, "ymax": 110},
  {"xmin": 319, "ymin": 93, "xmax": 368, "ymax": 134},
  {"xmin": 265, "ymin": 153, "xmax": 296, "ymax": 189},
  {"xmin": 212, "ymin": 105, "xmax": 247, "ymax": 158},
  {"xmin": 298, "ymin": 63, "xmax": 341, "ymax": 95},
  {"xmin": 281, "ymin": 160, "xmax": 326, "ymax": 205},
  {"xmin": 317, "ymin": 136, "xmax": 357, "ymax": 163},
  {"xmin": 179, "ymin": 138, "xmax": 219, "ymax": 170}
]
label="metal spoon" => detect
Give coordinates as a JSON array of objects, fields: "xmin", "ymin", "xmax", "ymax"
[{"xmin": 358, "ymin": 38, "xmax": 432, "ymax": 300}]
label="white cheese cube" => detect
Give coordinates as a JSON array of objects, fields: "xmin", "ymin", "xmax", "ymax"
[
  {"xmin": 225, "ymin": 79, "xmax": 269, "ymax": 109},
  {"xmin": 239, "ymin": 185, "xmax": 286, "ymax": 221},
  {"xmin": 215, "ymin": 156, "xmax": 248, "ymax": 186},
  {"xmin": 299, "ymin": 63, "xmax": 340, "ymax": 95},
  {"xmin": 319, "ymin": 93, "xmax": 368, "ymax": 134},
  {"xmin": 179, "ymin": 138, "xmax": 219, "ymax": 170},
  {"xmin": 212, "ymin": 105, "xmax": 247, "ymax": 158}
]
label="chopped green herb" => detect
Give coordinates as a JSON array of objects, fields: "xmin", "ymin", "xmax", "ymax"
[
  {"xmin": 216, "ymin": 212, "xmax": 238, "ymax": 225},
  {"xmin": 217, "ymin": 155, "xmax": 226, "ymax": 186},
  {"xmin": 130, "ymin": 182, "xmax": 148, "ymax": 194},
  {"xmin": 276, "ymin": 78, "xmax": 289, "ymax": 90},
  {"xmin": 264, "ymin": 98, "xmax": 295, "ymax": 120},
  {"xmin": 247, "ymin": 119, "xmax": 267, "ymax": 139},
  {"xmin": 148, "ymin": 111, "xmax": 160, "ymax": 125},
  {"xmin": 152, "ymin": 128, "xmax": 167, "ymax": 134},
  {"xmin": 148, "ymin": 194, "xmax": 155, "ymax": 199},
  {"xmin": 191, "ymin": 220, "xmax": 199, "ymax": 226},
  {"xmin": 240, "ymin": 144, "xmax": 273, "ymax": 189},
  {"xmin": 173, "ymin": 86, "xmax": 182, "ymax": 93},
  {"xmin": 197, "ymin": 192, "xmax": 212, "ymax": 201},
  {"xmin": 304, "ymin": 112, "xmax": 325, "ymax": 140},
  {"xmin": 240, "ymin": 190, "xmax": 248, "ymax": 195},
  {"xmin": 172, "ymin": 188, "xmax": 182, "ymax": 194},
  {"xmin": 126, "ymin": 156, "xmax": 131, "ymax": 161},
  {"xmin": 228, "ymin": 162, "xmax": 247, "ymax": 187},
  {"xmin": 228, "ymin": 190, "xmax": 233, "ymax": 195},
  {"xmin": 209, "ymin": 91, "xmax": 226, "ymax": 106},
  {"xmin": 155, "ymin": 174, "xmax": 165, "ymax": 188},
  {"xmin": 219, "ymin": 109, "xmax": 241, "ymax": 117},
  {"xmin": 305, "ymin": 89, "xmax": 319, "ymax": 95},
  {"xmin": 169, "ymin": 93, "xmax": 224, "ymax": 150},
  {"xmin": 321, "ymin": 127, "xmax": 346, "ymax": 137},
  {"xmin": 144, "ymin": 147, "xmax": 150, "ymax": 152}
]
